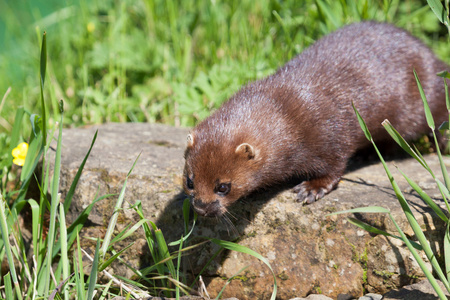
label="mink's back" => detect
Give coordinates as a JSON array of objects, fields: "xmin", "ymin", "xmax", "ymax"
[
  {"xmin": 200, "ymin": 22, "xmax": 447, "ymax": 149},
  {"xmin": 276, "ymin": 22, "xmax": 448, "ymax": 144}
]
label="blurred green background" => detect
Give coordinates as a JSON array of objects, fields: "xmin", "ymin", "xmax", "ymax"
[{"xmin": 0, "ymin": 0, "xmax": 448, "ymax": 135}]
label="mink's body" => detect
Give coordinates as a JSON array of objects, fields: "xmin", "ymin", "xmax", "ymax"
[{"xmin": 183, "ymin": 22, "xmax": 449, "ymax": 217}]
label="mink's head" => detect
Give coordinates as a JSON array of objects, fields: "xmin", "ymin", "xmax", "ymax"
[{"xmin": 183, "ymin": 131, "xmax": 263, "ymax": 217}]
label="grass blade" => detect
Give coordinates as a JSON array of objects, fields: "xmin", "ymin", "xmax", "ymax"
[
  {"xmin": 413, "ymin": 72, "xmax": 450, "ymax": 197},
  {"xmin": 4, "ymin": 273, "xmax": 13, "ymax": 300},
  {"xmin": 44, "ymin": 101, "xmax": 64, "ymax": 296},
  {"xmin": 98, "ymin": 280, "xmax": 113, "ymax": 300},
  {"xmin": 314, "ymin": 0, "xmax": 341, "ymax": 29},
  {"xmin": 272, "ymin": 11, "xmax": 293, "ymax": 51},
  {"xmin": 39, "ymin": 32, "xmax": 47, "ymax": 147},
  {"xmin": 445, "ymin": 222, "xmax": 450, "ymax": 282},
  {"xmin": 437, "ymin": 72, "xmax": 450, "ymax": 152},
  {"xmin": 396, "ymin": 167, "xmax": 448, "ymax": 222},
  {"xmin": 352, "ymin": 101, "xmax": 373, "ymax": 141},
  {"xmin": 328, "ymin": 207, "xmax": 422, "ymax": 250},
  {"xmin": 100, "ymin": 153, "xmax": 140, "ymax": 258},
  {"xmin": 215, "ymin": 266, "xmax": 249, "ymax": 300},
  {"xmin": 75, "ymin": 233, "xmax": 86, "ymax": 300},
  {"xmin": 169, "ymin": 199, "xmax": 196, "ymax": 247},
  {"xmin": 26, "ymin": 199, "xmax": 40, "ymax": 261},
  {"xmin": 99, "ymin": 243, "xmax": 134, "ymax": 272},
  {"xmin": 176, "ymin": 234, "xmax": 184, "ymax": 299},
  {"xmin": 169, "ymin": 199, "xmax": 198, "ymax": 246},
  {"xmin": 381, "ymin": 119, "xmax": 429, "ymax": 170},
  {"xmin": 435, "ymin": 179, "xmax": 450, "ymax": 212},
  {"xmin": 6, "ymin": 107, "xmax": 25, "ymax": 167},
  {"xmin": 64, "ymin": 130, "xmax": 98, "ymax": 214},
  {"xmin": 432, "ymin": 131, "xmax": 450, "ymax": 191},
  {"xmin": 109, "ymin": 219, "xmax": 149, "ymax": 245},
  {"xmin": 134, "ymin": 203, "xmax": 168, "ymax": 286},
  {"xmin": 169, "ymin": 198, "xmax": 198, "ymax": 246},
  {"xmin": 414, "ymin": 69, "xmax": 435, "ymax": 130},
  {"xmin": 427, "ymin": 0, "xmax": 447, "ymax": 25},
  {"xmin": 59, "ymin": 203, "xmax": 70, "ymax": 300},
  {"xmin": 86, "ymin": 238, "xmax": 100, "ymax": 300},
  {"xmin": 346, "ymin": 217, "xmax": 422, "ymax": 250},
  {"xmin": 422, "ymin": 72, "xmax": 450, "ymax": 190},
  {"xmin": 154, "ymin": 228, "xmax": 175, "ymax": 297},
  {"xmin": 19, "ymin": 129, "xmax": 43, "ymax": 183},
  {"xmin": 327, "ymin": 205, "xmax": 391, "ymax": 215}
]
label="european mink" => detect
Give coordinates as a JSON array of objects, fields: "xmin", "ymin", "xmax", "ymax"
[{"xmin": 183, "ymin": 21, "xmax": 449, "ymax": 217}]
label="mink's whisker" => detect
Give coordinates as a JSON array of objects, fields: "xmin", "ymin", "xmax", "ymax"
[{"xmin": 221, "ymin": 211, "xmax": 239, "ymax": 237}]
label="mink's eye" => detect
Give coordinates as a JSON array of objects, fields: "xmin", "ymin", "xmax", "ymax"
[
  {"xmin": 215, "ymin": 183, "xmax": 231, "ymax": 196},
  {"xmin": 186, "ymin": 177, "xmax": 194, "ymax": 190}
]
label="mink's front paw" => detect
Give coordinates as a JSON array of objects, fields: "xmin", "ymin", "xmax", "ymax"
[
  {"xmin": 293, "ymin": 182, "xmax": 327, "ymax": 204},
  {"xmin": 293, "ymin": 176, "xmax": 340, "ymax": 204}
]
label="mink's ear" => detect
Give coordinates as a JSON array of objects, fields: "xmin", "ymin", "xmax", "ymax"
[
  {"xmin": 184, "ymin": 134, "xmax": 195, "ymax": 159},
  {"xmin": 235, "ymin": 143, "xmax": 257, "ymax": 160},
  {"xmin": 186, "ymin": 133, "xmax": 194, "ymax": 149}
]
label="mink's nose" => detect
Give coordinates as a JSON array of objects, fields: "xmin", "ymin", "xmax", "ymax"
[{"xmin": 191, "ymin": 199, "xmax": 222, "ymax": 217}]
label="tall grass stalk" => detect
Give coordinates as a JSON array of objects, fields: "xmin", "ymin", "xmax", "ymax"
[
  {"xmin": 100, "ymin": 153, "xmax": 140, "ymax": 259},
  {"xmin": 44, "ymin": 100, "xmax": 63, "ymax": 297},
  {"xmin": 0, "ymin": 30, "xmax": 115, "ymax": 299},
  {"xmin": 59, "ymin": 203, "xmax": 70, "ymax": 300},
  {"xmin": 332, "ymin": 72, "xmax": 450, "ymax": 299},
  {"xmin": 330, "ymin": 2, "xmax": 450, "ymax": 297}
]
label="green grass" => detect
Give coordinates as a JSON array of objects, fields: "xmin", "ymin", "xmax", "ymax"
[{"xmin": 0, "ymin": 0, "xmax": 448, "ymax": 134}]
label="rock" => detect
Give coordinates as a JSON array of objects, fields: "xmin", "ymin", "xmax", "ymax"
[
  {"xmin": 358, "ymin": 293, "xmax": 382, "ymax": 300},
  {"xmin": 112, "ymin": 297, "xmax": 238, "ymax": 300},
  {"xmin": 47, "ymin": 123, "xmax": 449, "ymax": 299},
  {"xmin": 337, "ymin": 294, "xmax": 354, "ymax": 300},
  {"xmin": 289, "ymin": 294, "xmax": 334, "ymax": 300},
  {"xmin": 382, "ymin": 279, "xmax": 450, "ymax": 299}
]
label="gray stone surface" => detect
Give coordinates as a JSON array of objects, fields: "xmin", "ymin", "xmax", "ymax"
[
  {"xmin": 112, "ymin": 297, "xmax": 239, "ymax": 300},
  {"xmin": 290, "ymin": 295, "xmax": 334, "ymax": 300},
  {"xmin": 47, "ymin": 123, "xmax": 450, "ymax": 299},
  {"xmin": 358, "ymin": 293, "xmax": 382, "ymax": 300},
  {"xmin": 383, "ymin": 279, "xmax": 450, "ymax": 299}
]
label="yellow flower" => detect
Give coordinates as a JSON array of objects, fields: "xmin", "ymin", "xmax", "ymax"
[
  {"xmin": 87, "ymin": 22, "xmax": 95, "ymax": 33},
  {"xmin": 12, "ymin": 142, "xmax": 28, "ymax": 166}
]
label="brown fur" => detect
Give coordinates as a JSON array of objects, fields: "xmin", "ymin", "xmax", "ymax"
[{"xmin": 183, "ymin": 21, "xmax": 449, "ymax": 217}]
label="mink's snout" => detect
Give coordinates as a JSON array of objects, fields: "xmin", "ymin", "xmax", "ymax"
[{"xmin": 191, "ymin": 198, "xmax": 223, "ymax": 217}]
